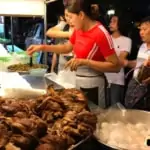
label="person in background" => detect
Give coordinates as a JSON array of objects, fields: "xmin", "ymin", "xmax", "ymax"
[
  {"xmin": 91, "ymin": 2, "xmax": 109, "ymax": 31},
  {"xmin": 105, "ymin": 15, "xmax": 132, "ymax": 105},
  {"xmin": 124, "ymin": 16, "xmax": 150, "ymax": 110},
  {"xmin": 27, "ymin": 0, "xmax": 121, "ymax": 108},
  {"xmin": 46, "ymin": 9, "xmax": 74, "ymax": 73}
]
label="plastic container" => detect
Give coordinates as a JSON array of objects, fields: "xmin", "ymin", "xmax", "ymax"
[
  {"xmin": 0, "ymin": 56, "xmax": 12, "ymax": 71},
  {"xmin": 29, "ymin": 68, "xmax": 47, "ymax": 76},
  {"xmin": 12, "ymin": 51, "xmax": 39, "ymax": 64}
]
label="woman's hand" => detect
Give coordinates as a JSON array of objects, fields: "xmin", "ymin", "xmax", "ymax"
[
  {"xmin": 27, "ymin": 45, "xmax": 43, "ymax": 56},
  {"xmin": 65, "ymin": 58, "xmax": 85, "ymax": 71},
  {"xmin": 120, "ymin": 59, "xmax": 128, "ymax": 67},
  {"xmin": 144, "ymin": 59, "xmax": 150, "ymax": 66}
]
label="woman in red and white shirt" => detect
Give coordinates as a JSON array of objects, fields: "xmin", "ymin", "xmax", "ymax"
[{"xmin": 27, "ymin": 0, "xmax": 121, "ymax": 108}]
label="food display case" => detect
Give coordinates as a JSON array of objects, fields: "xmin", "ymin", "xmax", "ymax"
[{"xmin": 0, "ymin": 0, "xmax": 56, "ymax": 64}]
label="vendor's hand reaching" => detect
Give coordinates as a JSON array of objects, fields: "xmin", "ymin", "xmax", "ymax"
[
  {"xmin": 64, "ymin": 58, "xmax": 85, "ymax": 71},
  {"xmin": 27, "ymin": 45, "xmax": 43, "ymax": 56},
  {"xmin": 120, "ymin": 59, "xmax": 128, "ymax": 67},
  {"xmin": 142, "ymin": 59, "xmax": 150, "ymax": 85},
  {"xmin": 144, "ymin": 59, "xmax": 150, "ymax": 66}
]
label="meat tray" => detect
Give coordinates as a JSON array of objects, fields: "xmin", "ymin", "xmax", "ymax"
[{"xmin": 0, "ymin": 88, "xmax": 97, "ymax": 150}]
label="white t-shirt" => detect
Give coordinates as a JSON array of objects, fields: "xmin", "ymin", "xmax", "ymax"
[
  {"xmin": 105, "ymin": 36, "xmax": 132, "ymax": 85},
  {"xmin": 133, "ymin": 43, "xmax": 150, "ymax": 78},
  {"xmin": 56, "ymin": 22, "xmax": 73, "ymax": 72},
  {"xmin": 56, "ymin": 21, "xmax": 67, "ymax": 30}
]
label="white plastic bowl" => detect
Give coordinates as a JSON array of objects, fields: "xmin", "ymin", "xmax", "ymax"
[{"xmin": 29, "ymin": 68, "xmax": 47, "ymax": 76}]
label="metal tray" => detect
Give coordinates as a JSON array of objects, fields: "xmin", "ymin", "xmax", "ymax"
[
  {"xmin": 68, "ymin": 135, "xmax": 92, "ymax": 150},
  {"xmin": 21, "ymin": 75, "xmax": 64, "ymax": 90},
  {"xmin": 8, "ymin": 69, "xmax": 29, "ymax": 75}
]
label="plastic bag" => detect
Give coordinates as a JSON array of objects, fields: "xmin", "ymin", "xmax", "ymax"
[
  {"xmin": 0, "ymin": 72, "xmax": 46, "ymax": 98},
  {"xmin": 45, "ymin": 70, "xmax": 76, "ymax": 89},
  {"xmin": 11, "ymin": 52, "xmax": 39, "ymax": 64},
  {"xmin": 58, "ymin": 70, "xmax": 76, "ymax": 87},
  {"xmin": 3, "ymin": 88, "xmax": 46, "ymax": 99}
]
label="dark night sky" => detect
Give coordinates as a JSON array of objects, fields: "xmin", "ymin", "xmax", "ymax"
[{"xmin": 47, "ymin": 0, "xmax": 150, "ymax": 23}]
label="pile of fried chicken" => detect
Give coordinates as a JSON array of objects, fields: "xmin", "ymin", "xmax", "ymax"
[{"xmin": 0, "ymin": 88, "xmax": 97, "ymax": 150}]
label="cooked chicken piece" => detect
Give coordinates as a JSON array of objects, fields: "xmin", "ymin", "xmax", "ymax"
[
  {"xmin": 63, "ymin": 126, "xmax": 80, "ymax": 137},
  {"xmin": 1, "ymin": 104, "xmax": 19, "ymax": 114},
  {"xmin": 77, "ymin": 123, "xmax": 92, "ymax": 137},
  {"xmin": 61, "ymin": 120, "xmax": 77, "ymax": 128},
  {"xmin": 78, "ymin": 122, "xmax": 94, "ymax": 132},
  {"xmin": 63, "ymin": 111, "xmax": 77, "ymax": 121},
  {"xmin": 53, "ymin": 111, "xmax": 63, "ymax": 118},
  {"xmin": 0, "ymin": 101, "xmax": 33, "ymax": 117},
  {"xmin": 52, "ymin": 119, "xmax": 64, "ymax": 130},
  {"xmin": 14, "ymin": 112, "xmax": 28, "ymax": 118},
  {"xmin": 42, "ymin": 111, "xmax": 54, "ymax": 123},
  {"xmin": 36, "ymin": 97, "xmax": 63, "ymax": 113},
  {"xmin": 11, "ymin": 122, "xmax": 26, "ymax": 134},
  {"xmin": 5, "ymin": 143, "xmax": 21, "ymax": 150},
  {"xmin": 48, "ymin": 96, "xmax": 64, "ymax": 105},
  {"xmin": 77, "ymin": 111, "xmax": 97, "ymax": 126},
  {"xmin": 45, "ymin": 101, "xmax": 63, "ymax": 112},
  {"xmin": 36, "ymin": 143, "xmax": 56, "ymax": 150},
  {"xmin": 0, "ymin": 88, "xmax": 96, "ymax": 150},
  {"xmin": 18, "ymin": 116, "xmax": 47, "ymax": 137},
  {"xmin": 60, "ymin": 89, "xmax": 87, "ymax": 102},
  {"xmin": 40, "ymin": 132, "xmax": 69, "ymax": 150},
  {"xmin": 59, "ymin": 133, "xmax": 75, "ymax": 146},
  {"xmin": 69, "ymin": 103, "xmax": 86, "ymax": 112},
  {"xmin": 10, "ymin": 134, "xmax": 31, "ymax": 149},
  {"xmin": 16, "ymin": 118, "xmax": 37, "ymax": 131},
  {"xmin": 36, "ymin": 98, "xmax": 49, "ymax": 112},
  {"xmin": 0, "ymin": 124, "xmax": 12, "ymax": 149},
  {"xmin": 47, "ymin": 85, "xmax": 58, "ymax": 97}
]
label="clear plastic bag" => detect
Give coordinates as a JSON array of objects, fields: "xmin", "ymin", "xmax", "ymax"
[
  {"xmin": 0, "ymin": 72, "xmax": 46, "ymax": 98},
  {"xmin": 45, "ymin": 70, "xmax": 76, "ymax": 89}
]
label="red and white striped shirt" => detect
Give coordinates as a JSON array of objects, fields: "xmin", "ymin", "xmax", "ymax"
[{"xmin": 70, "ymin": 22, "xmax": 115, "ymax": 61}]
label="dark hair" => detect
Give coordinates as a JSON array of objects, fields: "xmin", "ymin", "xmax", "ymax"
[
  {"xmin": 56, "ymin": 13, "xmax": 66, "ymax": 22},
  {"xmin": 63, "ymin": 24, "xmax": 70, "ymax": 31},
  {"xmin": 64, "ymin": 0, "xmax": 99, "ymax": 20},
  {"xmin": 111, "ymin": 13, "xmax": 131, "ymax": 36},
  {"xmin": 141, "ymin": 16, "xmax": 150, "ymax": 24}
]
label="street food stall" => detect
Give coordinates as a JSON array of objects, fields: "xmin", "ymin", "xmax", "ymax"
[
  {"xmin": 0, "ymin": 1, "xmax": 99, "ymax": 150},
  {"xmin": 0, "ymin": 1, "xmax": 150, "ymax": 150}
]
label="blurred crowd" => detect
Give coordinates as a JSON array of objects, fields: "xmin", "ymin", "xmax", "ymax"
[{"xmin": 27, "ymin": 0, "xmax": 150, "ymax": 111}]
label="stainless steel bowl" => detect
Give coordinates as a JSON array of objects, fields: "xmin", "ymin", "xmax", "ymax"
[{"xmin": 95, "ymin": 109, "xmax": 150, "ymax": 150}]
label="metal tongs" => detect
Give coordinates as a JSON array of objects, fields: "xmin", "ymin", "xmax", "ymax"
[
  {"xmin": 68, "ymin": 134, "xmax": 91, "ymax": 150},
  {"xmin": 29, "ymin": 56, "xmax": 33, "ymax": 67}
]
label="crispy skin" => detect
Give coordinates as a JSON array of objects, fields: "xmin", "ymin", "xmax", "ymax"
[
  {"xmin": 0, "ymin": 124, "xmax": 12, "ymax": 149},
  {"xmin": 36, "ymin": 143, "xmax": 56, "ymax": 150},
  {"xmin": 0, "ymin": 88, "xmax": 96, "ymax": 150}
]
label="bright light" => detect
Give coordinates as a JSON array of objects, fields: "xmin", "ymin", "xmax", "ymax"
[
  {"xmin": 45, "ymin": 0, "xmax": 57, "ymax": 4},
  {"xmin": 107, "ymin": 9, "xmax": 115, "ymax": 15}
]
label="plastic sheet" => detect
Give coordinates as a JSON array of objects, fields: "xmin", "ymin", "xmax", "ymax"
[
  {"xmin": 45, "ymin": 70, "xmax": 76, "ymax": 89},
  {"xmin": 0, "ymin": 72, "xmax": 46, "ymax": 98}
]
